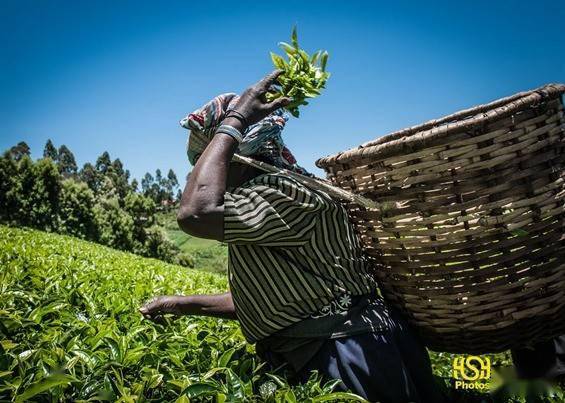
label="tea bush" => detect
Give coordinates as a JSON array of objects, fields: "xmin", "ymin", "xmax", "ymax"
[{"xmin": 0, "ymin": 226, "xmax": 364, "ymax": 402}]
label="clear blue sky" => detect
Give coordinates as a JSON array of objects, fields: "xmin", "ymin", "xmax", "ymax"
[{"xmin": 1, "ymin": 0, "xmax": 564, "ymax": 181}]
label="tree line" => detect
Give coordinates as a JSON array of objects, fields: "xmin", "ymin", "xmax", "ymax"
[{"xmin": 0, "ymin": 140, "xmax": 192, "ymax": 266}]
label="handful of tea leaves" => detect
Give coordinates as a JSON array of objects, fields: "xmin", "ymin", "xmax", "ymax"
[{"xmin": 268, "ymin": 27, "xmax": 330, "ymax": 117}]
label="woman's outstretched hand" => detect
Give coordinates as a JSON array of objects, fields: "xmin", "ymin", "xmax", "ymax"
[
  {"xmin": 139, "ymin": 296, "xmax": 185, "ymax": 323},
  {"xmin": 139, "ymin": 292, "xmax": 237, "ymax": 322},
  {"xmin": 228, "ymin": 70, "xmax": 291, "ymax": 127}
]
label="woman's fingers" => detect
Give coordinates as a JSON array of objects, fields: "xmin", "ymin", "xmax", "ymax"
[
  {"xmin": 139, "ymin": 296, "xmax": 177, "ymax": 316},
  {"xmin": 266, "ymin": 84, "xmax": 282, "ymax": 94},
  {"xmin": 139, "ymin": 298, "xmax": 160, "ymax": 315},
  {"xmin": 140, "ymin": 305, "xmax": 176, "ymax": 325},
  {"xmin": 257, "ymin": 70, "xmax": 284, "ymax": 92},
  {"xmin": 266, "ymin": 96, "xmax": 291, "ymax": 112}
]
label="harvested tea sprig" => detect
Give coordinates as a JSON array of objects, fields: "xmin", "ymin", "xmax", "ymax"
[{"xmin": 267, "ymin": 27, "xmax": 330, "ymax": 117}]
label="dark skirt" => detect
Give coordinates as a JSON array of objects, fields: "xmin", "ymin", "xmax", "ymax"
[{"xmin": 260, "ymin": 310, "xmax": 447, "ymax": 403}]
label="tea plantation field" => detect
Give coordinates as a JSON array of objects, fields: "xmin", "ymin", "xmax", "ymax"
[
  {"xmin": 0, "ymin": 226, "xmax": 363, "ymax": 402},
  {"xmin": 1, "ymin": 226, "xmax": 563, "ymax": 402}
]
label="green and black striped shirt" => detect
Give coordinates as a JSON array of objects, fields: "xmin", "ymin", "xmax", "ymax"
[{"xmin": 223, "ymin": 173, "xmax": 377, "ymax": 343}]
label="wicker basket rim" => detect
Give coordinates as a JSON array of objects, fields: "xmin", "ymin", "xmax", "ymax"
[{"xmin": 316, "ymin": 83, "xmax": 565, "ymax": 168}]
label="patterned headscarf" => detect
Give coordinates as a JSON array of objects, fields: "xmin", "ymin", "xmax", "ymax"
[{"xmin": 180, "ymin": 93, "xmax": 311, "ymax": 176}]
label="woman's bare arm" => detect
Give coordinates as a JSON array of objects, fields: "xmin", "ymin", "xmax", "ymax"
[
  {"xmin": 176, "ymin": 70, "xmax": 290, "ymax": 240},
  {"xmin": 139, "ymin": 292, "xmax": 237, "ymax": 321}
]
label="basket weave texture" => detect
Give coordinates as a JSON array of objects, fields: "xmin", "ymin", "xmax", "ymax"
[{"xmin": 316, "ymin": 84, "xmax": 565, "ymax": 353}]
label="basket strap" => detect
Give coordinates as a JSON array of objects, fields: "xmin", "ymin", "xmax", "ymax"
[{"xmin": 233, "ymin": 154, "xmax": 379, "ymax": 209}]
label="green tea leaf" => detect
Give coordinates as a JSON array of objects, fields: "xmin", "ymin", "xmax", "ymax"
[
  {"xmin": 182, "ymin": 382, "xmax": 219, "ymax": 397},
  {"xmin": 174, "ymin": 395, "xmax": 190, "ymax": 403},
  {"xmin": 218, "ymin": 347, "xmax": 235, "ymax": 367},
  {"xmin": 291, "ymin": 26, "xmax": 298, "ymax": 48},
  {"xmin": 278, "ymin": 42, "xmax": 296, "ymax": 55},
  {"xmin": 270, "ymin": 52, "xmax": 286, "ymax": 70},
  {"xmin": 310, "ymin": 50, "xmax": 321, "ymax": 64},
  {"xmin": 320, "ymin": 51, "xmax": 329, "ymax": 72},
  {"xmin": 312, "ymin": 391, "xmax": 369, "ymax": 402},
  {"xmin": 15, "ymin": 374, "xmax": 76, "ymax": 402},
  {"xmin": 285, "ymin": 389, "xmax": 298, "ymax": 402}
]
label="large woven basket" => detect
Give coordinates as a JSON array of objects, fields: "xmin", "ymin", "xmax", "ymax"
[{"xmin": 316, "ymin": 84, "xmax": 565, "ymax": 353}]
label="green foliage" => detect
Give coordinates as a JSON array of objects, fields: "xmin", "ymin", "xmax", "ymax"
[
  {"xmin": 124, "ymin": 191, "xmax": 157, "ymax": 245},
  {"xmin": 58, "ymin": 179, "xmax": 98, "ymax": 239},
  {"xmin": 29, "ymin": 157, "xmax": 61, "ymax": 230},
  {"xmin": 141, "ymin": 168, "xmax": 180, "ymax": 206},
  {"xmin": 57, "ymin": 145, "xmax": 78, "ymax": 177},
  {"xmin": 0, "ymin": 226, "xmax": 364, "ymax": 402},
  {"xmin": 43, "ymin": 139, "xmax": 58, "ymax": 161},
  {"xmin": 0, "ymin": 142, "xmax": 182, "ymax": 265},
  {"xmin": 174, "ymin": 252, "xmax": 196, "ymax": 268},
  {"xmin": 94, "ymin": 196, "xmax": 137, "ymax": 251},
  {"xmin": 7, "ymin": 141, "xmax": 30, "ymax": 161},
  {"xmin": 2, "ymin": 156, "xmax": 61, "ymax": 231},
  {"xmin": 268, "ymin": 27, "xmax": 330, "ymax": 118},
  {"xmin": 96, "ymin": 151, "xmax": 112, "ymax": 174},
  {"xmin": 167, "ymin": 169, "xmax": 179, "ymax": 190},
  {"xmin": 79, "ymin": 162, "xmax": 99, "ymax": 192},
  {"xmin": 0, "ymin": 153, "xmax": 18, "ymax": 221},
  {"xmin": 142, "ymin": 226, "xmax": 178, "ymax": 263}
]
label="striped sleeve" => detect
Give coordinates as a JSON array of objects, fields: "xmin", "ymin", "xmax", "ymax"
[{"xmin": 223, "ymin": 175, "xmax": 322, "ymax": 245}]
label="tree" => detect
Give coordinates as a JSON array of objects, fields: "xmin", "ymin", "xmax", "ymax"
[
  {"xmin": 31, "ymin": 158, "xmax": 61, "ymax": 231},
  {"xmin": 95, "ymin": 151, "xmax": 111, "ymax": 174},
  {"xmin": 2, "ymin": 143, "xmax": 67, "ymax": 232},
  {"xmin": 124, "ymin": 192, "xmax": 156, "ymax": 242},
  {"xmin": 97, "ymin": 175, "xmax": 118, "ymax": 199},
  {"xmin": 0, "ymin": 151, "xmax": 20, "ymax": 222},
  {"xmin": 12, "ymin": 156, "xmax": 61, "ymax": 230},
  {"xmin": 58, "ymin": 179, "xmax": 97, "ymax": 239},
  {"xmin": 109, "ymin": 158, "xmax": 130, "ymax": 200},
  {"xmin": 43, "ymin": 139, "xmax": 58, "ymax": 161},
  {"xmin": 79, "ymin": 163, "xmax": 100, "ymax": 192},
  {"xmin": 165, "ymin": 169, "xmax": 179, "ymax": 201},
  {"xmin": 167, "ymin": 169, "xmax": 178, "ymax": 188},
  {"xmin": 58, "ymin": 145, "xmax": 78, "ymax": 177},
  {"xmin": 141, "ymin": 172, "xmax": 154, "ymax": 194},
  {"xmin": 9, "ymin": 141, "xmax": 30, "ymax": 161},
  {"xmin": 131, "ymin": 178, "xmax": 139, "ymax": 192},
  {"xmin": 142, "ymin": 226, "xmax": 177, "ymax": 262},
  {"xmin": 141, "ymin": 172, "xmax": 163, "ymax": 204},
  {"xmin": 93, "ymin": 196, "xmax": 136, "ymax": 251}
]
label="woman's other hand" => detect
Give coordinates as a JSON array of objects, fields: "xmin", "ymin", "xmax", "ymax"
[{"xmin": 139, "ymin": 296, "xmax": 184, "ymax": 323}]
